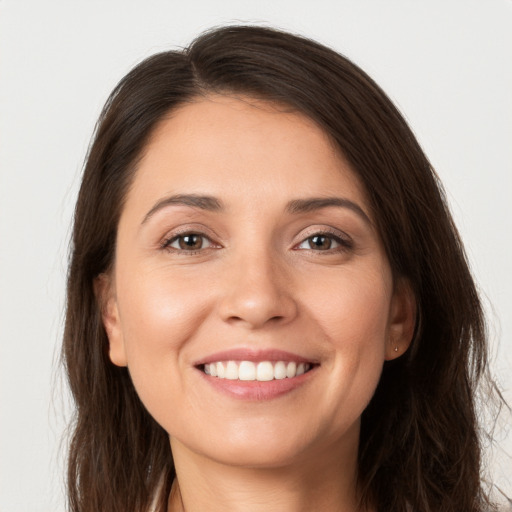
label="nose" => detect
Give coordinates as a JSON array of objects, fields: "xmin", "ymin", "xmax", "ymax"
[{"xmin": 217, "ymin": 250, "xmax": 298, "ymax": 329}]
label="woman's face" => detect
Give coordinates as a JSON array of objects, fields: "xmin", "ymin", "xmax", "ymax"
[{"xmin": 100, "ymin": 95, "xmax": 414, "ymax": 469}]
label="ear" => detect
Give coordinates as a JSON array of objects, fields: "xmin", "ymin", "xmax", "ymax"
[
  {"xmin": 385, "ymin": 278, "xmax": 417, "ymax": 361},
  {"xmin": 94, "ymin": 273, "xmax": 127, "ymax": 367}
]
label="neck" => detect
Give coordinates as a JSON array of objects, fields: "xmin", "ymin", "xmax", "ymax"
[{"xmin": 168, "ymin": 436, "xmax": 370, "ymax": 512}]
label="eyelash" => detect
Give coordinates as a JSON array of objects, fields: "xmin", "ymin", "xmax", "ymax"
[
  {"xmin": 160, "ymin": 229, "xmax": 353, "ymax": 255},
  {"xmin": 294, "ymin": 229, "xmax": 353, "ymax": 253},
  {"xmin": 160, "ymin": 231, "xmax": 217, "ymax": 255}
]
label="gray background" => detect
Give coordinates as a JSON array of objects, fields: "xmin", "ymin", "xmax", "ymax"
[{"xmin": 1, "ymin": 0, "xmax": 511, "ymax": 509}]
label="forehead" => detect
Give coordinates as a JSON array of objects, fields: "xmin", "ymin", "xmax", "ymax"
[{"xmin": 127, "ymin": 95, "xmax": 369, "ymax": 215}]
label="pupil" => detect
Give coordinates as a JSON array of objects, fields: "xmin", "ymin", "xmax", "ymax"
[
  {"xmin": 310, "ymin": 235, "xmax": 331, "ymax": 250},
  {"xmin": 180, "ymin": 234, "xmax": 202, "ymax": 250}
]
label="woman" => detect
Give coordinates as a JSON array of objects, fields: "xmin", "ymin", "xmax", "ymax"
[{"xmin": 63, "ymin": 25, "xmax": 499, "ymax": 511}]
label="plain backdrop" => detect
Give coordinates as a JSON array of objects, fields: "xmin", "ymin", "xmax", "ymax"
[{"xmin": 1, "ymin": 1, "xmax": 511, "ymax": 510}]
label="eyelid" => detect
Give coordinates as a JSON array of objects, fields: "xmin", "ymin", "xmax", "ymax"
[
  {"xmin": 293, "ymin": 226, "xmax": 353, "ymax": 251},
  {"xmin": 166, "ymin": 233, "xmax": 214, "ymax": 250},
  {"xmin": 159, "ymin": 225, "xmax": 222, "ymax": 252},
  {"xmin": 158, "ymin": 224, "xmax": 353, "ymax": 254}
]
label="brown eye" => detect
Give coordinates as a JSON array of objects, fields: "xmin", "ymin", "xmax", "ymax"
[
  {"xmin": 296, "ymin": 232, "xmax": 351, "ymax": 252},
  {"xmin": 178, "ymin": 234, "xmax": 203, "ymax": 250},
  {"xmin": 165, "ymin": 233, "xmax": 213, "ymax": 251},
  {"xmin": 308, "ymin": 235, "xmax": 332, "ymax": 250}
]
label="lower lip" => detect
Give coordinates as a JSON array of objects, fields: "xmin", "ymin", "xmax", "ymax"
[{"xmin": 198, "ymin": 366, "xmax": 316, "ymax": 401}]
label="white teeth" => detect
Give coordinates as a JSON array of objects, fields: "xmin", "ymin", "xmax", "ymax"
[
  {"xmin": 216, "ymin": 362, "xmax": 226, "ymax": 379},
  {"xmin": 226, "ymin": 360, "xmax": 238, "ymax": 380},
  {"xmin": 286, "ymin": 361, "xmax": 297, "ymax": 378},
  {"xmin": 203, "ymin": 360, "xmax": 312, "ymax": 381},
  {"xmin": 256, "ymin": 361, "xmax": 274, "ymax": 381},
  {"xmin": 274, "ymin": 361, "xmax": 287, "ymax": 380},
  {"xmin": 238, "ymin": 361, "xmax": 256, "ymax": 381}
]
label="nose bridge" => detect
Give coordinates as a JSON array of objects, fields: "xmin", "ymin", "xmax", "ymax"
[{"xmin": 218, "ymin": 240, "xmax": 297, "ymax": 329}]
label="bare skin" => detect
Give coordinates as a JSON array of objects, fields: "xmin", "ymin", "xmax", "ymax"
[
  {"xmin": 168, "ymin": 431, "xmax": 361, "ymax": 512},
  {"xmin": 99, "ymin": 95, "xmax": 415, "ymax": 512}
]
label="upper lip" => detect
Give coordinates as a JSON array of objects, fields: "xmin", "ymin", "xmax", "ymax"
[{"xmin": 194, "ymin": 348, "xmax": 318, "ymax": 366}]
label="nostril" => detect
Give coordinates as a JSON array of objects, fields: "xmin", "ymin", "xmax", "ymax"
[{"xmin": 219, "ymin": 283, "xmax": 298, "ymax": 328}]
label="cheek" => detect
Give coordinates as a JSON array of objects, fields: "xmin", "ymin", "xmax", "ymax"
[
  {"xmin": 114, "ymin": 267, "xmax": 212, "ymax": 417},
  {"xmin": 306, "ymin": 265, "xmax": 392, "ymax": 349},
  {"xmin": 305, "ymin": 266, "xmax": 392, "ymax": 421},
  {"xmin": 117, "ymin": 266, "xmax": 211, "ymax": 353}
]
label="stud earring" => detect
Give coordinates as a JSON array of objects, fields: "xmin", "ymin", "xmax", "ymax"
[{"xmin": 394, "ymin": 346, "xmax": 399, "ymax": 352}]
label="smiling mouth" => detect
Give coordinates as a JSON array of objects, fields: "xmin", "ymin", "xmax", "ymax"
[{"xmin": 201, "ymin": 360, "xmax": 314, "ymax": 381}]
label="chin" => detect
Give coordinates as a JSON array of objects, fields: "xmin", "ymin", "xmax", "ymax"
[
  {"xmin": 188, "ymin": 417, "xmax": 353, "ymax": 470},
  {"xmin": 206, "ymin": 438, "xmax": 309, "ymax": 469}
]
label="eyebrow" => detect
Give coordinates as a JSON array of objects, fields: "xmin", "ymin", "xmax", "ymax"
[
  {"xmin": 142, "ymin": 194, "xmax": 371, "ymax": 226},
  {"xmin": 286, "ymin": 197, "xmax": 372, "ymax": 225},
  {"xmin": 142, "ymin": 194, "xmax": 223, "ymax": 224}
]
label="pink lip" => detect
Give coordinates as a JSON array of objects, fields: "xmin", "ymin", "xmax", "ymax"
[
  {"xmin": 194, "ymin": 348, "xmax": 319, "ymax": 401},
  {"xmin": 198, "ymin": 365, "xmax": 317, "ymax": 401},
  {"xmin": 194, "ymin": 348, "xmax": 316, "ymax": 366}
]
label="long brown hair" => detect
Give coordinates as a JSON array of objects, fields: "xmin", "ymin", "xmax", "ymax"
[{"xmin": 63, "ymin": 25, "xmax": 496, "ymax": 511}]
